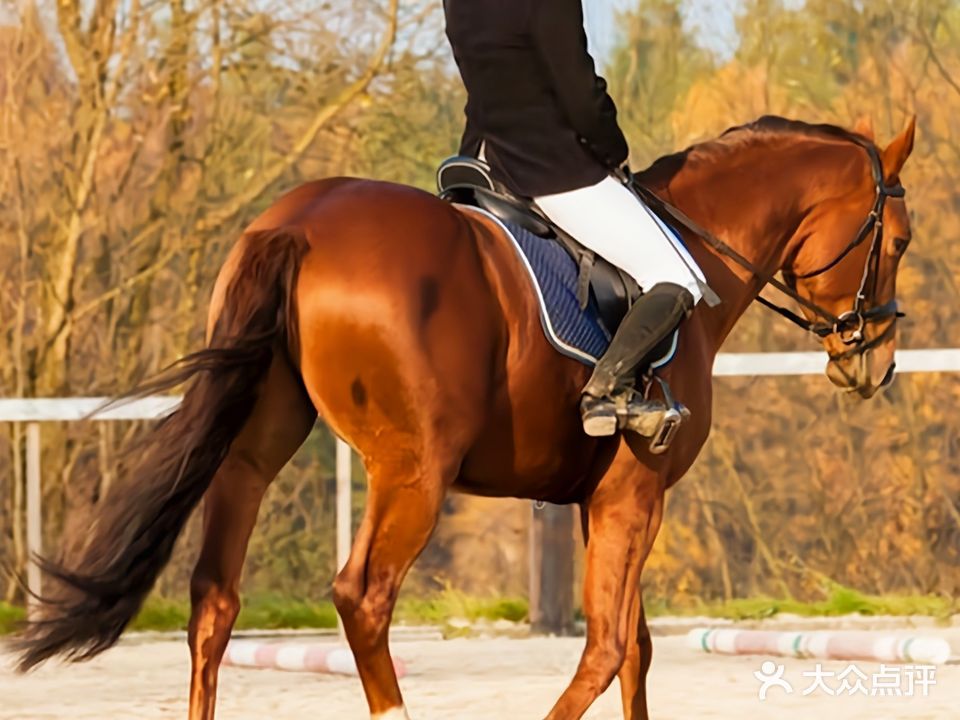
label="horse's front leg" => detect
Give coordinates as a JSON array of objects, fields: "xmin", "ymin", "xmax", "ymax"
[{"xmin": 545, "ymin": 440, "xmax": 666, "ymax": 720}]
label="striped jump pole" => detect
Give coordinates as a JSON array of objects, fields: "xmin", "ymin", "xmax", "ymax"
[
  {"xmin": 223, "ymin": 641, "xmax": 408, "ymax": 677},
  {"xmin": 688, "ymin": 628, "xmax": 952, "ymax": 665}
]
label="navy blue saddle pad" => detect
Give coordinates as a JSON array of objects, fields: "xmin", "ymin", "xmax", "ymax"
[{"xmin": 463, "ymin": 206, "xmax": 678, "ymax": 368}]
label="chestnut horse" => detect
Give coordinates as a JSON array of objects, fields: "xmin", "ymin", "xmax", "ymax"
[{"xmin": 15, "ymin": 116, "xmax": 915, "ymax": 720}]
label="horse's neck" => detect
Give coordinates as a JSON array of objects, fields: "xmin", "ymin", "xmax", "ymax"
[{"xmin": 657, "ymin": 153, "xmax": 809, "ymax": 351}]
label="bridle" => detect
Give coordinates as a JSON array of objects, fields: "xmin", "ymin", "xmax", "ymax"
[{"xmin": 631, "ymin": 134, "xmax": 905, "ymax": 362}]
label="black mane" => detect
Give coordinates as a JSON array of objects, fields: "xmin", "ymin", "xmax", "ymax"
[{"xmin": 729, "ymin": 115, "xmax": 871, "ymax": 146}]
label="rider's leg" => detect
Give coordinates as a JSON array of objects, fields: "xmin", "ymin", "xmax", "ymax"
[
  {"xmin": 582, "ymin": 281, "xmax": 694, "ymax": 398},
  {"xmin": 534, "ymin": 175, "xmax": 704, "ymax": 300},
  {"xmin": 535, "ymin": 176, "xmax": 704, "ymax": 436},
  {"xmin": 578, "ymin": 283, "xmax": 693, "ymax": 436}
]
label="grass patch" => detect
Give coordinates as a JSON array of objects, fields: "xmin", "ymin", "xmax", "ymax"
[
  {"xmin": 0, "ymin": 602, "xmax": 26, "ymax": 634},
  {"xmin": 3, "ymin": 586, "xmax": 954, "ymax": 636},
  {"xmin": 234, "ymin": 596, "xmax": 337, "ymax": 631},
  {"xmin": 395, "ymin": 589, "xmax": 528, "ymax": 625},
  {"xmin": 128, "ymin": 597, "xmax": 190, "ymax": 632},
  {"xmin": 646, "ymin": 587, "xmax": 959, "ymax": 621},
  {"xmin": 128, "ymin": 595, "xmax": 337, "ymax": 633},
  {"xmin": 128, "ymin": 590, "xmax": 524, "ymax": 632},
  {"xmin": 0, "ymin": 592, "xmax": 526, "ymax": 636}
]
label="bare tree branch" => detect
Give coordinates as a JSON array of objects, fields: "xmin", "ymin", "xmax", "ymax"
[{"xmin": 194, "ymin": 0, "xmax": 400, "ymax": 233}]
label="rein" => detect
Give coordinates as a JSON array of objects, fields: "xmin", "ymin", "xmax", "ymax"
[{"xmin": 630, "ymin": 136, "xmax": 905, "ymax": 359}]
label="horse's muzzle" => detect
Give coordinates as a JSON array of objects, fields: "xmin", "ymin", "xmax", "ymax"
[{"xmin": 826, "ymin": 352, "xmax": 895, "ymax": 399}]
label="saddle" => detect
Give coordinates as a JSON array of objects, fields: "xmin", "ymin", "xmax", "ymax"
[
  {"xmin": 437, "ymin": 156, "xmax": 687, "ymax": 453},
  {"xmin": 437, "ymin": 156, "xmax": 641, "ymax": 333}
]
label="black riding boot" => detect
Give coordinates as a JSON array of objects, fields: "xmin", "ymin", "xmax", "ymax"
[{"xmin": 581, "ymin": 282, "xmax": 695, "ymax": 437}]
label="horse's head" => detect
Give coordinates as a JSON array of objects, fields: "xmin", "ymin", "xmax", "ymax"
[{"xmin": 786, "ymin": 117, "xmax": 916, "ymax": 398}]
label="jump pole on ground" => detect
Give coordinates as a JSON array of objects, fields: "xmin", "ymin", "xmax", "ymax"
[
  {"xmin": 688, "ymin": 628, "xmax": 953, "ymax": 665},
  {"xmin": 223, "ymin": 641, "xmax": 407, "ymax": 677}
]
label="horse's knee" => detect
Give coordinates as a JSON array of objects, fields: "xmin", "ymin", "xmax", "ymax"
[{"xmin": 332, "ymin": 569, "xmax": 363, "ymax": 616}]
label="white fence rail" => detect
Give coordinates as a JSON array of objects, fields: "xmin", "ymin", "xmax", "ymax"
[
  {"xmin": 712, "ymin": 348, "xmax": 960, "ymax": 376},
  {"xmin": 3, "ymin": 349, "xmax": 959, "ymax": 607}
]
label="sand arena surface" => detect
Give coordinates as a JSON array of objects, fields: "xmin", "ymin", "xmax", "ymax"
[{"xmin": 2, "ymin": 631, "xmax": 959, "ymax": 719}]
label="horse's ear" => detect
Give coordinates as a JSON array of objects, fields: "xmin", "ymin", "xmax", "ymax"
[
  {"xmin": 881, "ymin": 115, "xmax": 916, "ymax": 183},
  {"xmin": 853, "ymin": 115, "xmax": 875, "ymax": 140}
]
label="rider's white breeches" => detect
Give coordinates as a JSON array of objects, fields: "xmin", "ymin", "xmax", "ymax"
[{"xmin": 534, "ymin": 175, "xmax": 705, "ymax": 303}]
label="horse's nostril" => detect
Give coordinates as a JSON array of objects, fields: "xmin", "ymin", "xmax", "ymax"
[{"xmin": 881, "ymin": 362, "xmax": 896, "ymax": 387}]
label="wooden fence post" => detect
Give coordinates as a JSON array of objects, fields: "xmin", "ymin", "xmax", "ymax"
[
  {"xmin": 335, "ymin": 438, "xmax": 352, "ymax": 637},
  {"xmin": 529, "ymin": 502, "xmax": 575, "ymax": 635}
]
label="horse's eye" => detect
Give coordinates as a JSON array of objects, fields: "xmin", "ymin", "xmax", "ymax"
[{"xmin": 894, "ymin": 237, "xmax": 910, "ymax": 254}]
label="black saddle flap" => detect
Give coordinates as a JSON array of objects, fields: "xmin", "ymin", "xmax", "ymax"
[{"xmin": 590, "ymin": 259, "xmax": 635, "ymax": 330}]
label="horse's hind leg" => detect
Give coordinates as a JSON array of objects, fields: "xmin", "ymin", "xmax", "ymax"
[
  {"xmin": 187, "ymin": 354, "xmax": 316, "ymax": 720},
  {"xmin": 291, "ymin": 216, "xmax": 494, "ymax": 717},
  {"xmin": 332, "ymin": 452, "xmax": 454, "ymax": 719}
]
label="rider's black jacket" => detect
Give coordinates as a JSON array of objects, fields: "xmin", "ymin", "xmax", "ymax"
[{"xmin": 444, "ymin": 0, "xmax": 629, "ymax": 198}]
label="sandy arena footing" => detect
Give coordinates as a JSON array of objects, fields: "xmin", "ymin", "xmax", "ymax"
[{"xmin": 2, "ymin": 630, "xmax": 958, "ymax": 719}]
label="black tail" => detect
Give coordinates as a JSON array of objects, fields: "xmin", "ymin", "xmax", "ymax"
[{"xmin": 13, "ymin": 228, "xmax": 310, "ymax": 671}]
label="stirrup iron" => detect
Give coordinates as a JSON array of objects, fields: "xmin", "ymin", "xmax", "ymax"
[
  {"xmin": 649, "ymin": 407, "xmax": 682, "ymax": 454},
  {"xmin": 647, "ymin": 376, "xmax": 687, "ymax": 454}
]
